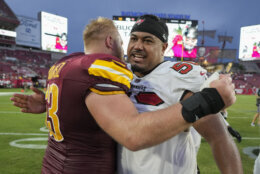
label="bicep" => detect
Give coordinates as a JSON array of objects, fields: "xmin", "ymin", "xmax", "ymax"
[{"xmin": 85, "ymin": 92, "xmax": 138, "ymax": 143}]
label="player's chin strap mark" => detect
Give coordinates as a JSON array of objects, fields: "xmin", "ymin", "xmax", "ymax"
[{"xmin": 180, "ymin": 88, "xmax": 225, "ymax": 123}]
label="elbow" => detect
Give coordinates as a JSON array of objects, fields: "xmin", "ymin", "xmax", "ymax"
[{"xmin": 122, "ymin": 135, "xmax": 146, "ymax": 151}]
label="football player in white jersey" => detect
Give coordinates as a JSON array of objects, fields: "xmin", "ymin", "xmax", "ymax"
[{"xmin": 117, "ymin": 15, "xmax": 243, "ymax": 174}]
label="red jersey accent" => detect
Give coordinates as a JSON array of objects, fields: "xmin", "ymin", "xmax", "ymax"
[{"xmin": 135, "ymin": 92, "xmax": 164, "ymax": 106}]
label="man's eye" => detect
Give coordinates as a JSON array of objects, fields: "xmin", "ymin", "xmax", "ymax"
[{"xmin": 144, "ymin": 40, "xmax": 152, "ymax": 43}]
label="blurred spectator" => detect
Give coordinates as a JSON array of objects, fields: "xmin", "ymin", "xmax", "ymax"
[{"xmin": 251, "ymin": 86, "xmax": 260, "ymax": 126}]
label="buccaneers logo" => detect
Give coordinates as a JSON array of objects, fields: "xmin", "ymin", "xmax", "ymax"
[{"xmin": 136, "ymin": 19, "xmax": 145, "ymax": 25}]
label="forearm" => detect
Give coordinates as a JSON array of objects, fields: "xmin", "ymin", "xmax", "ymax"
[
  {"xmin": 210, "ymin": 135, "xmax": 243, "ymax": 174},
  {"xmin": 126, "ymin": 88, "xmax": 228, "ymax": 150},
  {"xmin": 123, "ymin": 103, "xmax": 191, "ymax": 150},
  {"xmin": 86, "ymin": 92, "xmax": 191, "ymax": 151},
  {"xmin": 195, "ymin": 114, "xmax": 243, "ymax": 174},
  {"xmin": 87, "ymin": 86, "xmax": 232, "ymax": 151}
]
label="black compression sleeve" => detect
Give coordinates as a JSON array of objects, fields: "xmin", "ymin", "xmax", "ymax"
[{"xmin": 181, "ymin": 88, "xmax": 225, "ymax": 123}]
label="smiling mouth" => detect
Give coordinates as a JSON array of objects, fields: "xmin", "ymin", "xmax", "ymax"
[{"xmin": 131, "ymin": 53, "xmax": 146, "ymax": 61}]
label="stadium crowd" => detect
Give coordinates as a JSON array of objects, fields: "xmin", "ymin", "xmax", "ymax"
[
  {"xmin": 0, "ymin": 47, "xmax": 54, "ymax": 88},
  {"xmin": 1, "ymin": 47, "xmax": 259, "ymax": 96}
]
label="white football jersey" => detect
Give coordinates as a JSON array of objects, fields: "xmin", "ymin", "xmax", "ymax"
[{"xmin": 117, "ymin": 61, "xmax": 207, "ymax": 174}]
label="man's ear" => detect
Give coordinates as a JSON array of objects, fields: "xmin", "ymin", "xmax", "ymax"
[
  {"xmin": 105, "ymin": 35, "xmax": 113, "ymax": 49},
  {"xmin": 161, "ymin": 42, "xmax": 168, "ymax": 56}
]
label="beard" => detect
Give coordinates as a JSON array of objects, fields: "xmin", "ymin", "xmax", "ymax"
[{"xmin": 131, "ymin": 64, "xmax": 145, "ymax": 73}]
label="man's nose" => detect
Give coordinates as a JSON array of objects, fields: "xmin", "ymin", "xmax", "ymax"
[{"xmin": 133, "ymin": 40, "xmax": 144, "ymax": 50}]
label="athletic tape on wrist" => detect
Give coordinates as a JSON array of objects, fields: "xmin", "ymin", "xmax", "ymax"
[{"xmin": 181, "ymin": 88, "xmax": 225, "ymax": 123}]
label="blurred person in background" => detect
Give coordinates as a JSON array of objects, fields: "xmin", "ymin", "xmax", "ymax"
[
  {"xmin": 254, "ymin": 152, "xmax": 260, "ymax": 174},
  {"xmin": 251, "ymin": 85, "xmax": 260, "ymax": 126}
]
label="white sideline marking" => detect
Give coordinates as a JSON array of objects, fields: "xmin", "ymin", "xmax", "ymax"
[
  {"xmin": 0, "ymin": 92, "xmax": 29, "ymax": 96},
  {"xmin": 0, "ymin": 92, "xmax": 16, "ymax": 96},
  {"xmin": 1, "ymin": 132, "xmax": 259, "ymax": 139},
  {"xmin": 229, "ymin": 117, "xmax": 252, "ymax": 119},
  {"xmin": 2, "ymin": 127, "xmax": 49, "ymax": 149},
  {"xmin": 0, "ymin": 132, "xmax": 48, "ymax": 136},
  {"xmin": 0, "ymin": 92, "xmax": 33, "ymax": 96},
  {"xmin": 1, "ymin": 131, "xmax": 260, "ymax": 151},
  {"xmin": 242, "ymin": 137, "xmax": 260, "ymax": 140},
  {"xmin": 39, "ymin": 127, "xmax": 49, "ymax": 132},
  {"xmin": 9, "ymin": 137, "xmax": 48, "ymax": 149}
]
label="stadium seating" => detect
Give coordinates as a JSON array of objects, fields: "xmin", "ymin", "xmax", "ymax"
[
  {"xmin": 0, "ymin": 47, "xmax": 52, "ymax": 88},
  {"xmin": 232, "ymin": 73, "xmax": 260, "ymax": 95}
]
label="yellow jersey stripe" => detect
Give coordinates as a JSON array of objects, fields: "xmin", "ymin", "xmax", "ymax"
[
  {"xmin": 92, "ymin": 60, "xmax": 133, "ymax": 80},
  {"xmin": 89, "ymin": 60, "xmax": 133, "ymax": 89},
  {"xmin": 90, "ymin": 87, "xmax": 126, "ymax": 95},
  {"xmin": 111, "ymin": 59, "xmax": 126, "ymax": 68},
  {"xmin": 89, "ymin": 65, "xmax": 131, "ymax": 88}
]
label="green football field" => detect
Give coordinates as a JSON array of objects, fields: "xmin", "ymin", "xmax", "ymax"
[{"xmin": 0, "ymin": 88, "xmax": 259, "ymax": 174}]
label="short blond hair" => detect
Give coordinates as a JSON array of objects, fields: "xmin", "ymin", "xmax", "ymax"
[{"xmin": 83, "ymin": 17, "xmax": 117, "ymax": 47}]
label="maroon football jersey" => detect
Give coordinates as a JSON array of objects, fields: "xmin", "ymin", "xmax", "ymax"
[{"xmin": 41, "ymin": 52, "xmax": 133, "ymax": 174}]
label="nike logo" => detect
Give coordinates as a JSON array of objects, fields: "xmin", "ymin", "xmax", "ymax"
[{"xmin": 200, "ymin": 71, "xmax": 206, "ymax": 76}]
